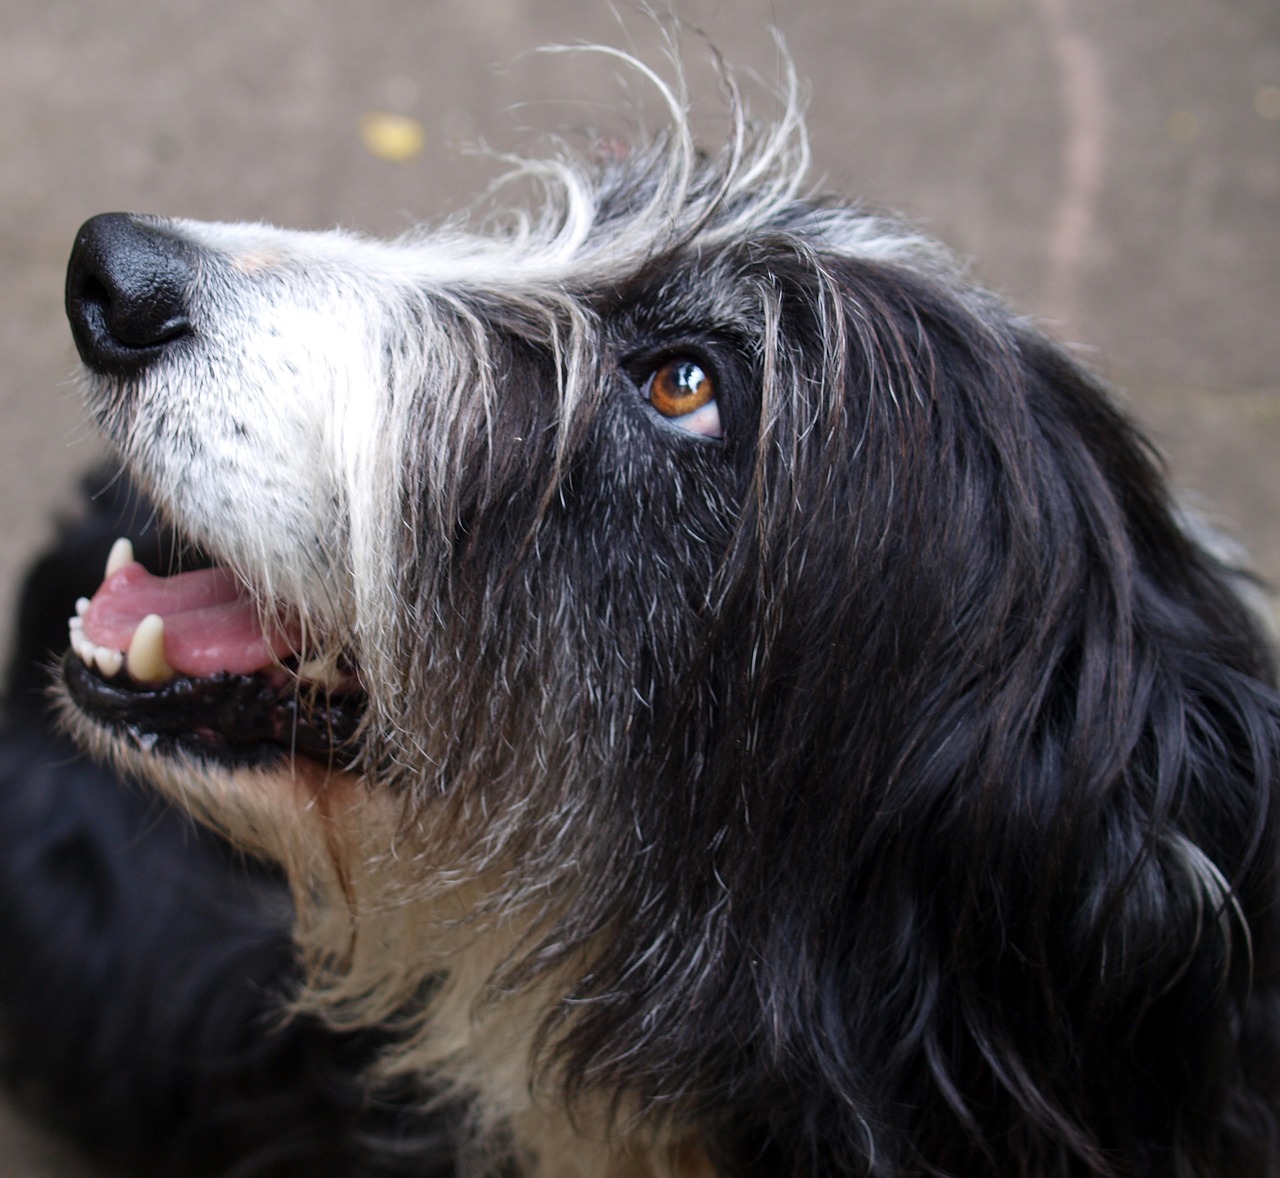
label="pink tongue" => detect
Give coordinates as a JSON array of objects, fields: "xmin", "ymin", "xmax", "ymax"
[{"xmin": 83, "ymin": 562, "xmax": 297, "ymax": 677}]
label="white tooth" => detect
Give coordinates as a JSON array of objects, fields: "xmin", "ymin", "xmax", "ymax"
[
  {"xmin": 105, "ymin": 537, "xmax": 135, "ymax": 579},
  {"xmin": 94, "ymin": 647, "xmax": 124, "ymax": 678},
  {"xmin": 75, "ymin": 597, "xmax": 91, "ymax": 617},
  {"xmin": 69, "ymin": 616, "xmax": 84, "ymax": 632},
  {"xmin": 126, "ymin": 614, "xmax": 175, "ymax": 683},
  {"xmin": 297, "ymin": 656, "xmax": 344, "ymax": 689}
]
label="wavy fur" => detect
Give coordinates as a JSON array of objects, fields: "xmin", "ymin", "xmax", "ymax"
[{"xmin": 56, "ymin": 48, "xmax": 1280, "ymax": 1177}]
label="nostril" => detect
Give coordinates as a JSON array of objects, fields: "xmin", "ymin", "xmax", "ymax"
[
  {"xmin": 66, "ymin": 213, "xmax": 195, "ymax": 376},
  {"xmin": 76, "ymin": 268, "xmax": 188, "ymax": 349}
]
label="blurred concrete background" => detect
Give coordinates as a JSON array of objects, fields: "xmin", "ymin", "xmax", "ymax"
[{"xmin": 0, "ymin": 0, "xmax": 1276, "ymax": 1172}]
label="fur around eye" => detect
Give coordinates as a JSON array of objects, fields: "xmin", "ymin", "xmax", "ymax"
[{"xmin": 643, "ymin": 357, "xmax": 722, "ymax": 438}]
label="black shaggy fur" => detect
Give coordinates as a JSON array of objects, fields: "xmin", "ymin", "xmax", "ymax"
[
  {"xmin": 0, "ymin": 476, "xmax": 455, "ymax": 1177},
  {"xmin": 524, "ymin": 256, "xmax": 1280, "ymax": 1176},
  {"xmin": 21, "ymin": 84, "xmax": 1280, "ymax": 1178}
]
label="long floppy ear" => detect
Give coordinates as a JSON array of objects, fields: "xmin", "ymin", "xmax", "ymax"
[{"xmin": 551, "ymin": 252, "xmax": 1280, "ymax": 1174}]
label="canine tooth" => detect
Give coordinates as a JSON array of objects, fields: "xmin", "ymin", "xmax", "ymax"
[
  {"xmin": 94, "ymin": 647, "xmax": 124, "ymax": 678},
  {"xmin": 75, "ymin": 597, "xmax": 90, "ymax": 617},
  {"xmin": 69, "ymin": 616, "xmax": 84, "ymax": 633},
  {"xmin": 126, "ymin": 614, "xmax": 175, "ymax": 683},
  {"xmin": 105, "ymin": 537, "xmax": 134, "ymax": 579}
]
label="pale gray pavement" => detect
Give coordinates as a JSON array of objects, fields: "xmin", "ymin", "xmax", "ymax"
[{"xmin": 0, "ymin": 0, "xmax": 1277, "ymax": 1172}]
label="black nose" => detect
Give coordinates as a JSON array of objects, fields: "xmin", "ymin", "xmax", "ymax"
[{"xmin": 66, "ymin": 213, "xmax": 195, "ymax": 376}]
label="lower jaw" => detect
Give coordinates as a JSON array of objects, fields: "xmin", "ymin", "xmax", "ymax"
[{"xmin": 60, "ymin": 650, "xmax": 366, "ymax": 770}]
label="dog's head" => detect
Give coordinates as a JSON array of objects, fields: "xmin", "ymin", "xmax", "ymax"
[{"xmin": 58, "ymin": 57, "xmax": 1280, "ymax": 1175}]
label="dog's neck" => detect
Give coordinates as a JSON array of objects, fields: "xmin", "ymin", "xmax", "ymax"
[
  {"xmin": 304, "ymin": 852, "xmax": 714, "ymax": 1178},
  {"xmin": 425, "ymin": 925, "xmax": 718, "ymax": 1178},
  {"xmin": 511, "ymin": 1109, "xmax": 718, "ymax": 1178}
]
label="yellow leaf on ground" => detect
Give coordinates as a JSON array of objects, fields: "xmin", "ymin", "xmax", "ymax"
[{"xmin": 360, "ymin": 112, "xmax": 426, "ymax": 162}]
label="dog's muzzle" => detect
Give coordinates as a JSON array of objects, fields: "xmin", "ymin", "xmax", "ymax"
[
  {"xmin": 66, "ymin": 213, "xmax": 195, "ymax": 377},
  {"xmin": 61, "ymin": 216, "xmax": 368, "ymax": 769}
]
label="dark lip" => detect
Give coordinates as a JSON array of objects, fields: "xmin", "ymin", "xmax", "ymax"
[{"xmin": 61, "ymin": 650, "xmax": 366, "ymax": 769}]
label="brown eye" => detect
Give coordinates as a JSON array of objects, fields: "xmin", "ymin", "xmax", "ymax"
[{"xmin": 647, "ymin": 357, "xmax": 716, "ymax": 418}]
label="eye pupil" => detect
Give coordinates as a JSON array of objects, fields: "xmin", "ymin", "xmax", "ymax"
[{"xmin": 648, "ymin": 357, "xmax": 715, "ymax": 418}]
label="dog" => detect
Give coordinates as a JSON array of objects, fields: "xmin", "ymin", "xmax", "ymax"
[{"xmin": 40, "ymin": 49, "xmax": 1280, "ymax": 1177}]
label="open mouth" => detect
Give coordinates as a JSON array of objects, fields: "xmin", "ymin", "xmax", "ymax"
[{"xmin": 64, "ymin": 539, "xmax": 366, "ymax": 767}]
